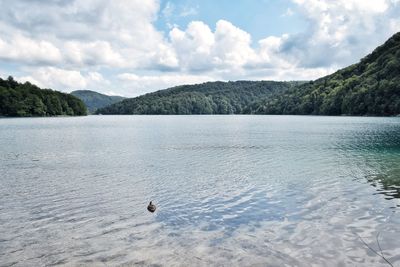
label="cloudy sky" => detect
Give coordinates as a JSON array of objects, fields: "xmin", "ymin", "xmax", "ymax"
[{"xmin": 0, "ymin": 0, "xmax": 399, "ymax": 97}]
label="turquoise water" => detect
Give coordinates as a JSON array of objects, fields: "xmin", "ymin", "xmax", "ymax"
[{"xmin": 0, "ymin": 115, "xmax": 399, "ymax": 266}]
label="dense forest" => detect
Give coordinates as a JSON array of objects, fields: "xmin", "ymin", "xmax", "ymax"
[
  {"xmin": 248, "ymin": 32, "xmax": 400, "ymax": 116},
  {"xmin": 96, "ymin": 81, "xmax": 301, "ymax": 115},
  {"xmin": 0, "ymin": 76, "xmax": 87, "ymax": 117},
  {"xmin": 71, "ymin": 90, "xmax": 125, "ymax": 113},
  {"xmin": 97, "ymin": 32, "xmax": 400, "ymax": 116},
  {"xmin": 2, "ymin": 32, "xmax": 399, "ymax": 117}
]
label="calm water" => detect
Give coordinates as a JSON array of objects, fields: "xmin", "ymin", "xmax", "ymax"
[{"xmin": 1, "ymin": 115, "xmax": 400, "ymax": 266}]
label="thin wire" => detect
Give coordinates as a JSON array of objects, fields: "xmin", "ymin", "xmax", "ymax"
[
  {"xmin": 376, "ymin": 233, "xmax": 385, "ymax": 260},
  {"xmin": 357, "ymin": 234, "xmax": 393, "ymax": 267}
]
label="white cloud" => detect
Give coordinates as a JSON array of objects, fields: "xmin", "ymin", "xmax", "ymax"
[
  {"xmin": 169, "ymin": 20, "xmax": 259, "ymax": 71},
  {"xmin": 20, "ymin": 67, "xmax": 87, "ymax": 90},
  {"xmin": 64, "ymin": 41, "xmax": 124, "ymax": 67},
  {"xmin": 117, "ymin": 72, "xmax": 216, "ymax": 96},
  {"xmin": 212, "ymin": 20, "xmax": 257, "ymax": 67},
  {"xmin": 342, "ymin": 0, "xmax": 389, "ymax": 13},
  {"xmin": 0, "ymin": 0, "xmax": 166, "ymax": 69},
  {"xmin": 169, "ymin": 21, "xmax": 215, "ymax": 71},
  {"xmin": 252, "ymin": 34, "xmax": 293, "ymax": 69},
  {"xmin": 282, "ymin": 8, "xmax": 294, "ymax": 17},
  {"xmin": 150, "ymin": 43, "xmax": 179, "ymax": 69},
  {"xmin": 162, "ymin": 1, "xmax": 198, "ymax": 20},
  {"xmin": 19, "ymin": 67, "xmax": 108, "ymax": 92},
  {"xmin": 281, "ymin": 0, "xmax": 400, "ymax": 67},
  {"xmin": 253, "ymin": 66, "xmax": 336, "ymax": 81},
  {"xmin": 162, "ymin": 2, "xmax": 175, "ymax": 19},
  {"xmin": 0, "ymin": 0, "xmax": 399, "ymax": 96},
  {"xmin": 180, "ymin": 6, "xmax": 198, "ymax": 17},
  {"xmin": 0, "ymin": 35, "xmax": 62, "ymax": 65}
]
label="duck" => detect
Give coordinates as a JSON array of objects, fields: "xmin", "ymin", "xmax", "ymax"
[{"xmin": 147, "ymin": 201, "xmax": 156, "ymax": 213}]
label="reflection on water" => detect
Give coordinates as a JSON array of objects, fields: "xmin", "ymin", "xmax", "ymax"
[
  {"xmin": 367, "ymin": 171, "xmax": 400, "ymax": 201},
  {"xmin": 349, "ymin": 123, "xmax": 400, "ymax": 203},
  {"xmin": 0, "ymin": 115, "xmax": 400, "ymax": 266}
]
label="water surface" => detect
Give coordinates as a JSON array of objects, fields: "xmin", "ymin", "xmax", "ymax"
[{"xmin": 1, "ymin": 115, "xmax": 400, "ymax": 266}]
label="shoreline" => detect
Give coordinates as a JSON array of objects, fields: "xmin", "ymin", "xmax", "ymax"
[{"xmin": 1, "ymin": 114, "xmax": 399, "ymax": 118}]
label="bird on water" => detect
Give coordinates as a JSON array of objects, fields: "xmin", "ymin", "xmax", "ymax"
[{"xmin": 147, "ymin": 201, "xmax": 156, "ymax": 213}]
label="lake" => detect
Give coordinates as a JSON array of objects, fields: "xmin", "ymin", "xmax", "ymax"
[{"xmin": 1, "ymin": 115, "xmax": 400, "ymax": 266}]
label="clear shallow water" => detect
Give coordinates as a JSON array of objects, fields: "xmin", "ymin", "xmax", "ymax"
[{"xmin": 0, "ymin": 115, "xmax": 400, "ymax": 266}]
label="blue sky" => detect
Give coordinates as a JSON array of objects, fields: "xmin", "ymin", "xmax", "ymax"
[
  {"xmin": 156, "ymin": 0, "xmax": 307, "ymax": 40},
  {"xmin": 0, "ymin": 0, "xmax": 399, "ymax": 96}
]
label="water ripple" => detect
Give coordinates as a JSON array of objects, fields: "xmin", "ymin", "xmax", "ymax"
[{"xmin": 0, "ymin": 116, "xmax": 400, "ymax": 266}]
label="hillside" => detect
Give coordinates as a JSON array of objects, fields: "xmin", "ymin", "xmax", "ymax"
[
  {"xmin": 97, "ymin": 32, "xmax": 400, "ymax": 116},
  {"xmin": 71, "ymin": 90, "xmax": 125, "ymax": 113},
  {"xmin": 248, "ymin": 32, "xmax": 400, "ymax": 116},
  {"xmin": 96, "ymin": 81, "xmax": 300, "ymax": 115},
  {"xmin": 0, "ymin": 76, "xmax": 87, "ymax": 117}
]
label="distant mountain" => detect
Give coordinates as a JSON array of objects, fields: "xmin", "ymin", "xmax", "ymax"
[
  {"xmin": 247, "ymin": 32, "xmax": 400, "ymax": 116},
  {"xmin": 95, "ymin": 81, "xmax": 302, "ymax": 115},
  {"xmin": 71, "ymin": 90, "xmax": 125, "ymax": 113},
  {"xmin": 0, "ymin": 76, "xmax": 87, "ymax": 117}
]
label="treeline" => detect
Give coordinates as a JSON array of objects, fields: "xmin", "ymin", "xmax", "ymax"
[
  {"xmin": 71, "ymin": 90, "xmax": 125, "ymax": 113},
  {"xmin": 98, "ymin": 32, "xmax": 400, "ymax": 116},
  {"xmin": 96, "ymin": 81, "xmax": 300, "ymax": 115},
  {"xmin": 3, "ymin": 32, "xmax": 399, "ymax": 117},
  {"xmin": 247, "ymin": 32, "xmax": 400, "ymax": 116},
  {"xmin": 0, "ymin": 76, "xmax": 87, "ymax": 117}
]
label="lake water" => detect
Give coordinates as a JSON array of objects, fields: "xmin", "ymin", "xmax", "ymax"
[{"xmin": 1, "ymin": 115, "xmax": 400, "ymax": 266}]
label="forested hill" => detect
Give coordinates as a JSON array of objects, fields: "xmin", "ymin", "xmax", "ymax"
[
  {"xmin": 71, "ymin": 90, "xmax": 125, "ymax": 113},
  {"xmin": 0, "ymin": 76, "xmax": 87, "ymax": 117},
  {"xmin": 96, "ymin": 81, "xmax": 300, "ymax": 115},
  {"xmin": 248, "ymin": 32, "xmax": 400, "ymax": 116}
]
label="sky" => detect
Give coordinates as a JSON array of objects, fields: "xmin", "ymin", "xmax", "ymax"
[{"xmin": 0, "ymin": 0, "xmax": 399, "ymax": 97}]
